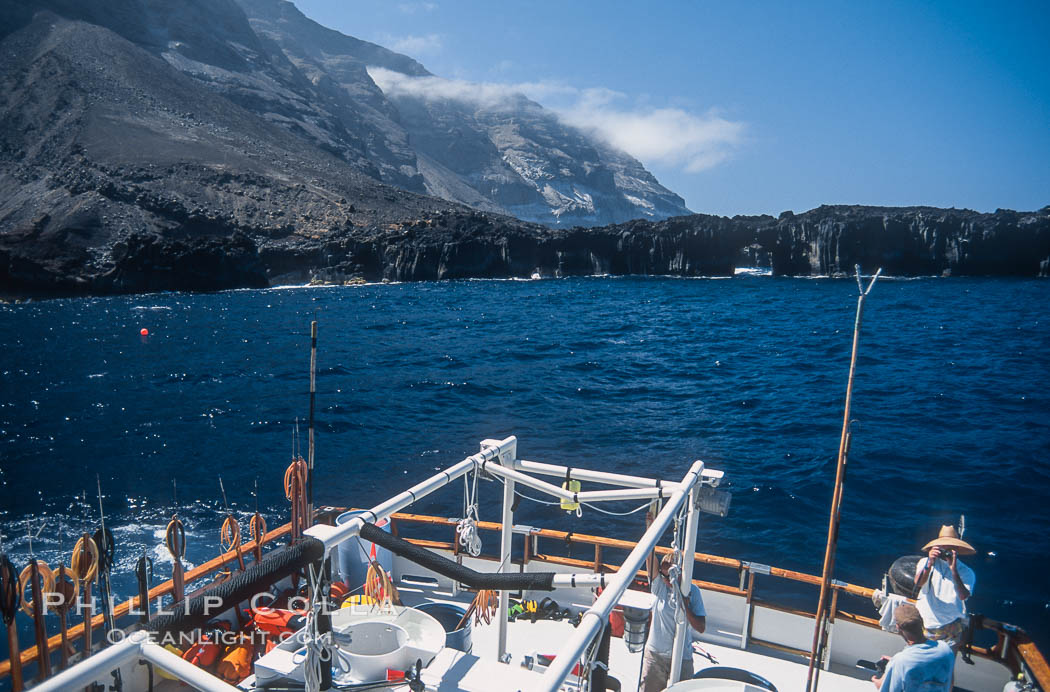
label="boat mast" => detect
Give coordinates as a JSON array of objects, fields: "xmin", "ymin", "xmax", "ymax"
[{"xmin": 805, "ymin": 265, "xmax": 881, "ymax": 692}]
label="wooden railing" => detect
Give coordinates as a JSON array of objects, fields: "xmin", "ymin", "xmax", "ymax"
[
  {"xmin": 0, "ymin": 523, "xmax": 292, "ymax": 680},
  {"xmin": 3, "ymin": 509, "xmax": 1048, "ymax": 692}
]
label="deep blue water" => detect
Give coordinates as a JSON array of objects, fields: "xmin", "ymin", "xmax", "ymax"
[{"xmin": 1, "ymin": 276, "xmax": 1048, "ymax": 670}]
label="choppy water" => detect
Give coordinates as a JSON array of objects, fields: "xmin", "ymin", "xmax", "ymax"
[{"xmin": 1, "ymin": 276, "xmax": 1048, "ymax": 674}]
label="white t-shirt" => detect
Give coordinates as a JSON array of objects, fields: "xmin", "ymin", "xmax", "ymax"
[
  {"xmin": 647, "ymin": 575, "xmax": 706, "ymax": 660},
  {"xmin": 915, "ymin": 556, "xmax": 975, "ymax": 628}
]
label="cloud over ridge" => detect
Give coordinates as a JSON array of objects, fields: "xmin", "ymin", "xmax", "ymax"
[{"xmin": 368, "ymin": 67, "xmax": 744, "ymax": 173}]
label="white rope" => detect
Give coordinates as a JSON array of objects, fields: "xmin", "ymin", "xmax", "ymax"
[
  {"xmin": 457, "ymin": 470, "xmax": 482, "ymax": 556},
  {"xmin": 297, "ymin": 562, "xmax": 332, "ymax": 692},
  {"xmin": 582, "ymin": 501, "xmax": 651, "ymax": 516}
]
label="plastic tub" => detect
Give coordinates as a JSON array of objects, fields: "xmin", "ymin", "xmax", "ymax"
[{"xmin": 414, "ymin": 602, "xmax": 472, "ymax": 653}]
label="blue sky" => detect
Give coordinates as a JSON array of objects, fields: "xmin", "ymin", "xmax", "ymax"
[{"xmin": 293, "ymin": 0, "xmax": 1049, "ymax": 217}]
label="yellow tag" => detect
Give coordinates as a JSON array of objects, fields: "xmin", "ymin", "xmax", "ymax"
[{"xmin": 561, "ymin": 479, "xmax": 581, "ymax": 512}]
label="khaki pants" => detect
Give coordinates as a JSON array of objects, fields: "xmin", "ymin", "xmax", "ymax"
[{"xmin": 640, "ymin": 647, "xmax": 694, "ymax": 692}]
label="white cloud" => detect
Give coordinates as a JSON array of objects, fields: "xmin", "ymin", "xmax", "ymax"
[
  {"xmin": 384, "ymin": 34, "xmax": 443, "ymax": 56},
  {"xmin": 367, "ymin": 67, "xmax": 744, "ymax": 173},
  {"xmin": 397, "ymin": 2, "xmax": 437, "ymax": 14}
]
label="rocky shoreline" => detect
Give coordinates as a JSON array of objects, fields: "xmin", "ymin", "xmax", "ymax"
[{"xmin": 2, "ymin": 204, "xmax": 1048, "ymax": 299}]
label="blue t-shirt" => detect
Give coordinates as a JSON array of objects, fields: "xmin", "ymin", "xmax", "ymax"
[
  {"xmin": 647, "ymin": 575, "xmax": 706, "ymax": 660},
  {"xmin": 880, "ymin": 640, "xmax": 954, "ymax": 692}
]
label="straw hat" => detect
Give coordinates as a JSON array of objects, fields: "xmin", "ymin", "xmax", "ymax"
[{"xmin": 922, "ymin": 525, "xmax": 975, "ymax": 556}]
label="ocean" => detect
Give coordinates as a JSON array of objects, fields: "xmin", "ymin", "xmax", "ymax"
[{"xmin": 1, "ymin": 275, "xmax": 1048, "ymax": 677}]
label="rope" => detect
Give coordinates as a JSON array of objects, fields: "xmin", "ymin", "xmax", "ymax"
[
  {"xmin": 297, "ymin": 562, "xmax": 332, "ymax": 692},
  {"xmin": 471, "ymin": 589, "xmax": 499, "ymax": 626},
  {"xmin": 165, "ymin": 518, "xmax": 186, "ymax": 558},
  {"xmin": 582, "ymin": 501, "xmax": 652, "ymax": 516},
  {"xmin": 18, "ymin": 561, "xmax": 55, "ymax": 617},
  {"xmin": 250, "ymin": 513, "xmax": 268, "ymax": 544},
  {"xmin": 220, "ymin": 515, "xmax": 242, "ymax": 553},
  {"xmin": 285, "ymin": 458, "xmax": 309, "ymax": 539},
  {"xmin": 364, "ymin": 560, "xmax": 397, "ymax": 609},
  {"xmin": 53, "ymin": 565, "xmax": 79, "ymax": 613},
  {"xmin": 456, "ymin": 472, "xmax": 483, "ymax": 557},
  {"xmin": 71, "ymin": 535, "xmax": 100, "ymax": 583}
]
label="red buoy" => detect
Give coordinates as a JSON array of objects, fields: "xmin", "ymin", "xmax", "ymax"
[{"xmin": 140, "ymin": 328, "xmax": 149, "ymax": 336}]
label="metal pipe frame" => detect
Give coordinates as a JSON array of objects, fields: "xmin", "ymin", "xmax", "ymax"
[
  {"xmin": 669, "ymin": 481, "xmax": 702, "ymax": 684},
  {"xmin": 485, "ymin": 462, "xmax": 687, "ymax": 503},
  {"xmin": 32, "ymin": 632, "xmax": 241, "ymax": 692},
  {"xmin": 304, "ymin": 437, "xmax": 518, "ymax": 554},
  {"xmin": 497, "ymin": 443, "xmax": 516, "ymax": 662},
  {"xmin": 540, "ymin": 461, "xmax": 705, "ymax": 692},
  {"xmin": 518, "ymin": 459, "xmax": 724, "ymax": 489}
]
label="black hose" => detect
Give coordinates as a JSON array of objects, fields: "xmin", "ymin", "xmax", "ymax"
[
  {"xmin": 147, "ymin": 537, "xmax": 325, "ymax": 636},
  {"xmin": 359, "ymin": 523, "xmax": 556, "ymax": 591}
]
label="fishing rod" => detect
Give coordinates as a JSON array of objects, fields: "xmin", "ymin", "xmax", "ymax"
[
  {"xmin": 250, "ymin": 478, "xmax": 267, "ymax": 563},
  {"xmin": 166, "ymin": 479, "xmax": 186, "ymax": 603},
  {"xmin": 0, "ymin": 550, "xmax": 23, "ymax": 691},
  {"xmin": 94, "ymin": 476, "xmax": 123, "ymax": 692},
  {"xmin": 219, "ymin": 476, "xmax": 246, "ymax": 572},
  {"xmin": 21, "ymin": 519, "xmax": 53, "ymax": 681},
  {"xmin": 805, "ymin": 266, "xmax": 882, "ymax": 692},
  {"xmin": 52, "ymin": 523, "xmax": 79, "ymax": 670},
  {"xmin": 307, "ymin": 319, "xmax": 317, "ymax": 527}
]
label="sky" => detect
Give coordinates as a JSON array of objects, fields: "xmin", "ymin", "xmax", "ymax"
[{"xmin": 292, "ymin": 0, "xmax": 1049, "ymax": 217}]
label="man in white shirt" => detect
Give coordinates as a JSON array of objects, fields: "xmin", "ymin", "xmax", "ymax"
[
  {"xmin": 639, "ymin": 552, "xmax": 706, "ymax": 692},
  {"xmin": 914, "ymin": 525, "xmax": 976, "ymax": 651}
]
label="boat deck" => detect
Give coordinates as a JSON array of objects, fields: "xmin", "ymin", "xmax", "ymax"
[{"xmin": 398, "ymin": 587, "xmax": 876, "ymax": 692}]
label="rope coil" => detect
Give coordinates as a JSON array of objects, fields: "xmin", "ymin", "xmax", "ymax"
[
  {"xmin": 165, "ymin": 518, "xmax": 186, "ymax": 559},
  {"xmin": 285, "ymin": 458, "xmax": 309, "ymax": 539},
  {"xmin": 250, "ymin": 513, "xmax": 268, "ymax": 544},
  {"xmin": 53, "ymin": 565, "xmax": 79, "ymax": 613},
  {"xmin": 220, "ymin": 516, "xmax": 242, "ymax": 553},
  {"xmin": 18, "ymin": 561, "xmax": 55, "ymax": 617},
  {"xmin": 71, "ymin": 535, "xmax": 100, "ymax": 584}
]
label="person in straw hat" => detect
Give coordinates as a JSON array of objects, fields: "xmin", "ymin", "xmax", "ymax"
[{"xmin": 914, "ymin": 524, "xmax": 976, "ymax": 651}]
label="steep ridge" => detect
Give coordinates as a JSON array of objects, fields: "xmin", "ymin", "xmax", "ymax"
[
  {"xmin": 0, "ymin": 13, "xmax": 469, "ymax": 293},
  {"xmin": 234, "ymin": 0, "xmax": 693, "ymax": 226}
]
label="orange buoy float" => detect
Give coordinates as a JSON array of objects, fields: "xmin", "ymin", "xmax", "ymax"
[{"xmin": 140, "ymin": 328, "xmax": 149, "ymax": 336}]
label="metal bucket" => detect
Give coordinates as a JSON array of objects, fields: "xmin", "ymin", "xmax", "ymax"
[
  {"xmin": 415, "ymin": 602, "xmax": 472, "ymax": 653},
  {"xmin": 622, "ymin": 605, "xmax": 650, "ymax": 653},
  {"xmin": 336, "ymin": 511, "xmax": 393, "ymax": 590}
]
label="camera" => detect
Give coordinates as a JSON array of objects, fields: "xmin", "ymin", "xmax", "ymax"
[{"xmin": 875, "ymin": 658, "xmax": 888, "ymax": 676}]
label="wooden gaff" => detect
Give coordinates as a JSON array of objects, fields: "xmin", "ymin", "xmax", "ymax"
[{"xmin": 805, "ymin": 266, "xmax": 881, "ymax": 692}]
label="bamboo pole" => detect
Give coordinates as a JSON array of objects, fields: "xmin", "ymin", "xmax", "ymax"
[
  {"xmin": 307, "ymin": 320, "xmax": 317, "ymax": 525},
  {"xmin": 805, "ymin": 266, "xmax": 881, "ymax": 692}
]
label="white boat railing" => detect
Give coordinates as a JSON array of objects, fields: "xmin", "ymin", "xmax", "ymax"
[{"xmin": 306, "ymin": 435, "xmax": 721, "ymax": 692}]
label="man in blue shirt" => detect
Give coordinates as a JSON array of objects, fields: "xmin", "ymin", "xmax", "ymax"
[
  {"xmin": 640, "ymin": 552, "xmax": 706, "ymax": 692},
  {"xmin": 872, "ymin": 602, "xmax": 954, "ymax": 691}
]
